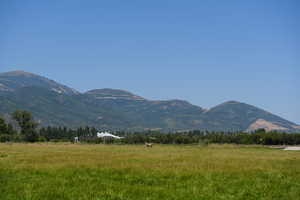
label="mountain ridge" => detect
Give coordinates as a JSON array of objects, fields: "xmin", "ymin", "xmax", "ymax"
[
  {"xmin": 0, "ymin": 70, "xmax": 299, "ymax": 132},
  {"xmin": 0, "ymin": 70, "xmax": 79, "ymax": 95}
]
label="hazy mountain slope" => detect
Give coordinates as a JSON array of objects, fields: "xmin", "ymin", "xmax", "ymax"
[
  {"xmin": 0, "ymin": 86, "xmax": 131, "ymax": 129},
  {"xmin": 84, "ymin": 89, "xmax": 206, "ymax": 130},
  {"xmin": 0, "ymin": 70, "xmax": 79, "ymax": 95},
  {"xmin": 203, "ymin": 101, "xmax": 299, "ymax": 132}
]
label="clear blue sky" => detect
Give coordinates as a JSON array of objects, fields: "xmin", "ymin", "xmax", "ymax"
[{"xmin": 0, "ymin": 0, "xmax": 299, "ymax": 124}]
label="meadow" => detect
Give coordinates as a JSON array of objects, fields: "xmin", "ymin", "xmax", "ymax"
[{"xmin": 0, "ymin": 143, "xmax": 299, "ymax": 200}]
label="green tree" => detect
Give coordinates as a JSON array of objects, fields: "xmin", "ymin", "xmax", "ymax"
[
  {"xmin": 6, "ymin": 124, "xmax": 15, "ymax": 135},
  {"xmin": 0, "ymin": 116, "xmax": 8, "ymax": 135},
  {"xmin": 12, "ymin": 110, "xmax": 39, "ymax": 142},
  {"xmin": 0, "ymin": 116, "xmax": 13, "ymax": 142}
]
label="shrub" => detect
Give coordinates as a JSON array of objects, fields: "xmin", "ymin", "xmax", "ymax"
[{"xmin": 0, "ymin": 134, "xmax": 12, "ymax": 143}]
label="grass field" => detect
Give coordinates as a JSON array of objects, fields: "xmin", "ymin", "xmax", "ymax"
[{"xmin": 0, "ymin": 143, "xmax": 300, "ymax": 200}]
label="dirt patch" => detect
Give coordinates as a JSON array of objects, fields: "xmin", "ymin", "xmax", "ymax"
[{"xmin": 248, "ymin": 119, "xmax": 288, "ymax": 132}]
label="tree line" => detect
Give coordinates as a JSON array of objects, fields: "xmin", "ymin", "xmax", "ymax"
[{"xmin": 1, "ymin": 110, "xmax": 300, "ymax": 145}]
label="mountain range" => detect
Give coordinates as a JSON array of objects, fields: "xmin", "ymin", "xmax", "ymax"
[{"xmin": 0, "ymin": 70, "xmax": 299, "ymax": 132}]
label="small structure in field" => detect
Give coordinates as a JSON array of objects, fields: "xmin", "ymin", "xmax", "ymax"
[
  {"xmin": 97, "ymin": 132, "xmax": 124, "ymax": 144},
  {"xmin": 97, "ymin": 132, "xmax": 124, "ymax": 139},
  {"xmin": 74, "ymin": 137, "xmax": 79, "ymax": 143}
]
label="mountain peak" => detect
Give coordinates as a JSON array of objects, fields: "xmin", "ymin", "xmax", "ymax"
[
  {"xmin": 0, "ymin": 70, "xmax": 79, "ymax": 95},
  {"xmin": 1, "ymin": 70, "xmax": 36, "ymax": 77},
  {"xmin": 222, "ymin": 100, "xmax": 242, "ymax": 105}
]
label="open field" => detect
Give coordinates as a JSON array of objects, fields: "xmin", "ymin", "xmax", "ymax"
[{"xmin": 0, "ymin": 144, "xmax": 300, "ymax": 200}]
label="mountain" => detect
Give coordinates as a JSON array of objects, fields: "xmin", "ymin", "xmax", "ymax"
[
  {"xmin": 202, "ymin": 101, "xmax": 300, "ymax": 132},
  {"xmin": 0, "ymin": 86, "xmax": 132, "ymax": 129},
  {"xmin": 84, "ymin": 89, "xmax": 206, "ymax": 131},
  {"xmin": 0, "ymin": 70, "xmax": 79, "ymax": 95},
  {"xmin": 0, "ymin": 70, "xmax": 299, "ymax": 132}
]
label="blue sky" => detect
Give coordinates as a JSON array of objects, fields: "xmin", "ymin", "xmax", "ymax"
[{"xmin": 0, "ymin": 0, "xmax": 299, "ymax": 124}]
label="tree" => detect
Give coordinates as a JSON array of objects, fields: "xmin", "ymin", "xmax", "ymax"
[
  {"xmin": 6, "ymin": 124, "xmax": 16, "ymax": 135},
  {"xmin": 12, "ymin": 110, "xmax": 39, "ymax": 142},
  {"xmin": 0, "ymin": 116, "xmax": 8, "ymax": 135}
]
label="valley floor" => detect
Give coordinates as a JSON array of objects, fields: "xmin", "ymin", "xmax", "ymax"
[{"xmin": 0, "ymin": 143, "xmax": 299, "ymax": 200}]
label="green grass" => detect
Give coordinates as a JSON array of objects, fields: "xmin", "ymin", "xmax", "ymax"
[{"xmin": 0, "ymin": 143, "xmax": 300, "ymax": 200}]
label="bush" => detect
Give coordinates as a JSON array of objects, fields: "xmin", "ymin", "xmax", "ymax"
[
  {"xmin": 38, "ymin": 136, "xmax": 48, "ymax": 142},
  {"xmin": 0, "ymin": 134, "xmax": 12, "ymax": 143},
  {"xmin": 198, "ymin": 139, "xmax": 210, "ymax": 146}
]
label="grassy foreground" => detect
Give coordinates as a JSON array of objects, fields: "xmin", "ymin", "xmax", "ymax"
[{"xmin": 0, "ymin": 144, "xmax": 299, "ymax": 200}]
